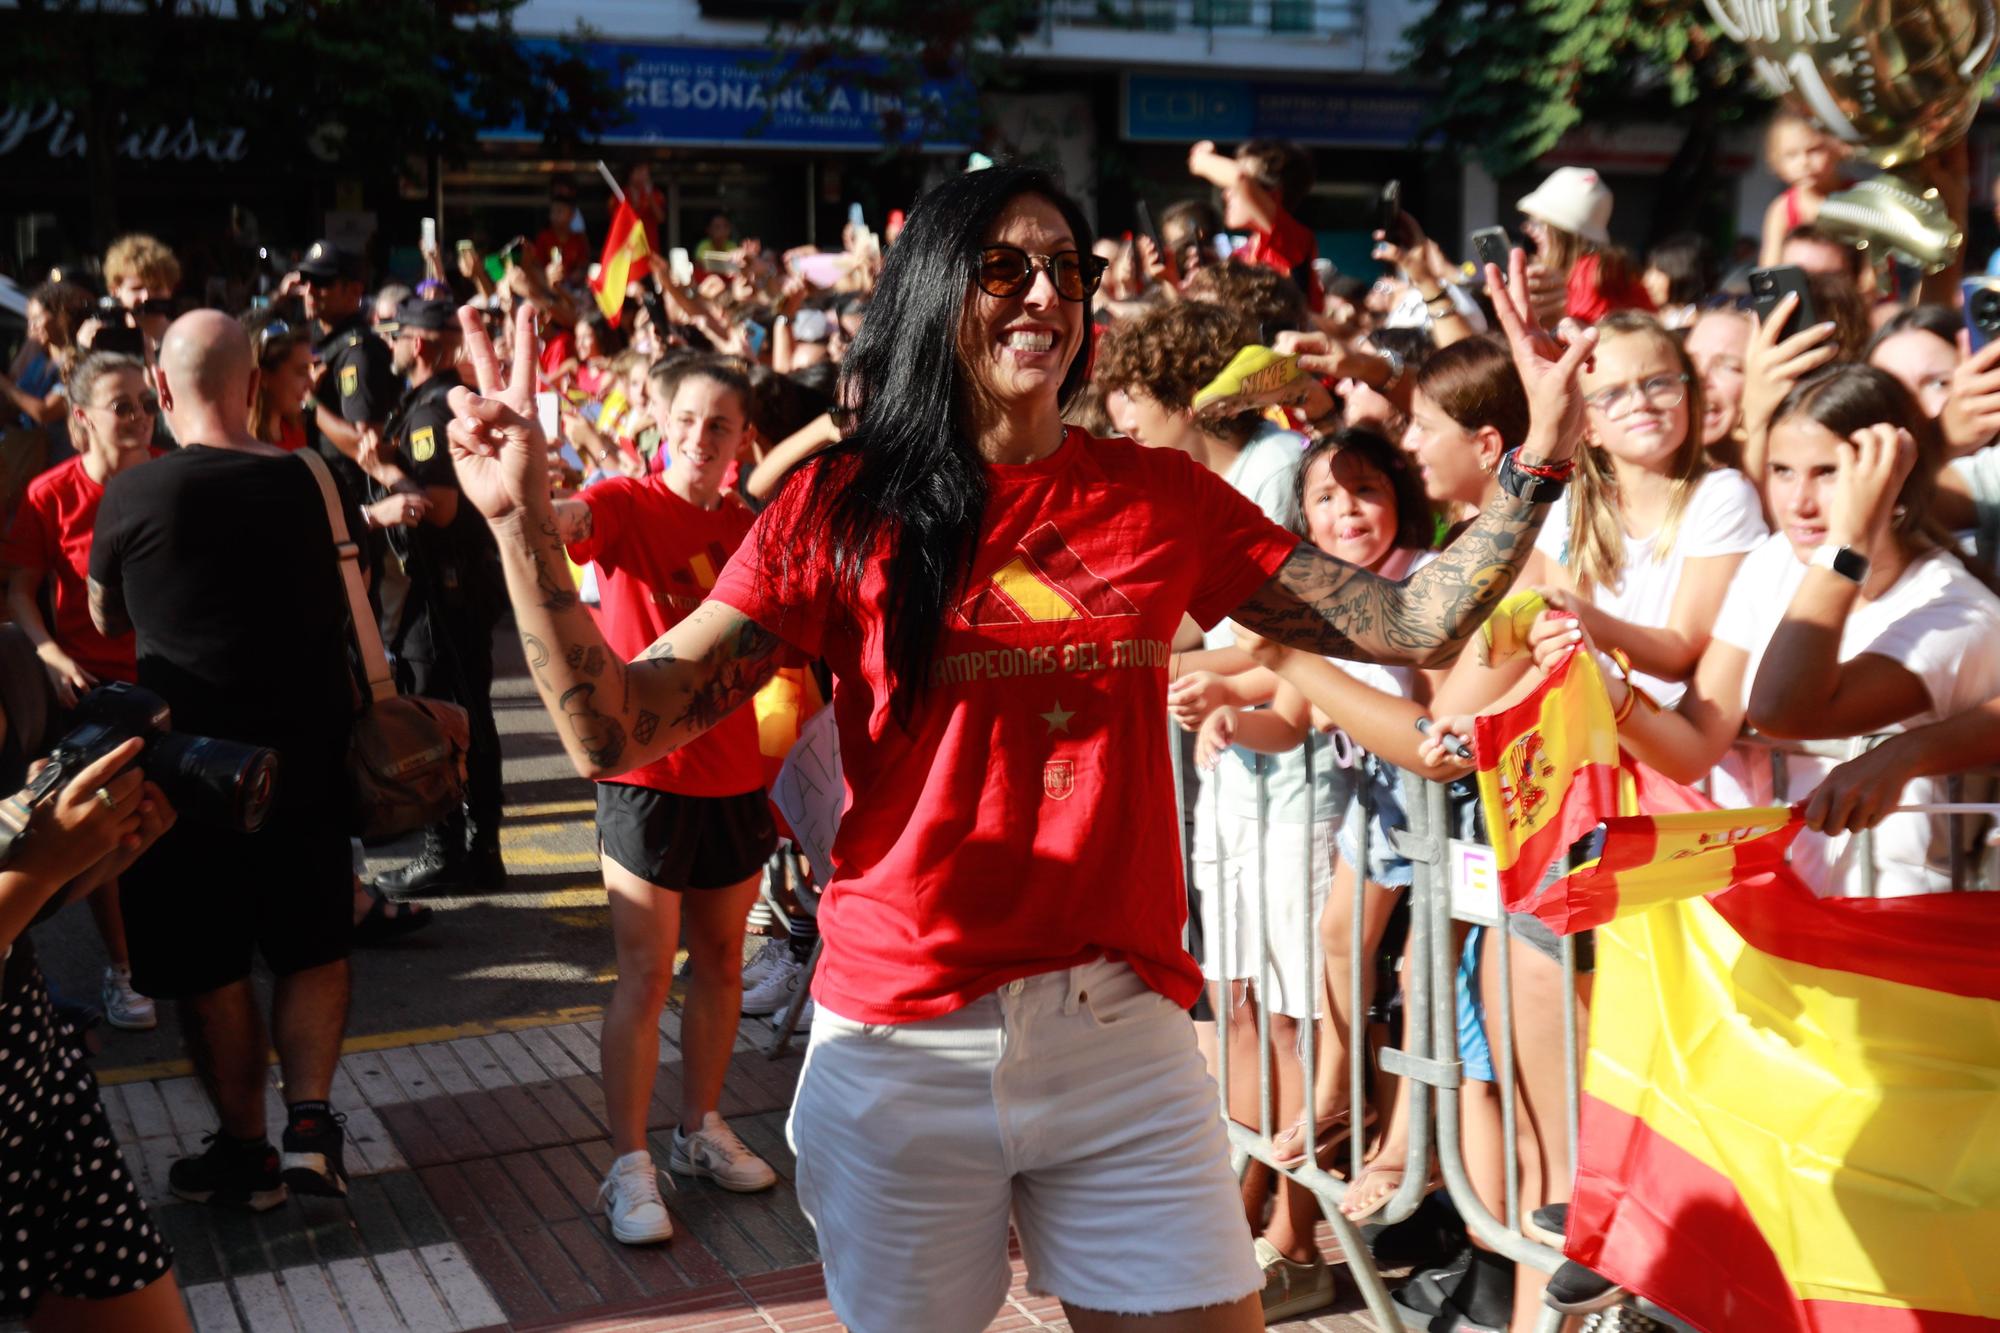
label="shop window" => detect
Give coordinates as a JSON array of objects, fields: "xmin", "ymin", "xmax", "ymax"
[{"xmin": 1190, "ymin": 0, "xmax": 1255, "ymax": 24}]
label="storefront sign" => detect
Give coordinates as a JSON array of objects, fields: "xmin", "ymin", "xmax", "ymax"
[
  {"xmin": 1123, "ymin": 75, "xmax": 1429, "ymax": 148},
  {"xmin": 492, "ymin": 41, "xmax": 973, "ymax": 151},
  {"xmin": 0, "ymin": 101, "xmax": 248, "ymax": 163}
]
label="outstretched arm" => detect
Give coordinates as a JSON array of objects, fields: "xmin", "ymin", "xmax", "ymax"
[
  {"xmin": 445, "ymin": 304, "xmax": 783, "ymax": 780},
  {"xmin": 1232, "ymin": 250, "xmax": 1594, "ymax": 668},
  {"xmin": 1230, "ymin": 494, "xmax": 1545, "ymax": 667}
]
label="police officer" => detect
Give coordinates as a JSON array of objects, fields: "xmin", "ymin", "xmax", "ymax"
[
  {"xmin": 295, "ymin": 240, "xmax": 401, "ymax": 474},
  {"xmin": 372, "ymin": 295, "xmax": 505, "ymax": 894}
]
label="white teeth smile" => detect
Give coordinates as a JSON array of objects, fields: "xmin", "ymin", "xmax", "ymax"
[{"xmin": 1006, "ymin": 330, "xmax": 1055, "ymax": 353}]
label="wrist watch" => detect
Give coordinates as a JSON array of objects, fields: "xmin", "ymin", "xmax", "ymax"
[
  {"xmin": 1809, "ymin": 543, "xmax": 1870, "ymax": 585},
  {"xmin": 1422, "ymin": 290, "xmax": 1454, "ymax": 318},
  {"xmin": 1496, "ymin": 449, "xmax": 1567, "ymax": 504}
]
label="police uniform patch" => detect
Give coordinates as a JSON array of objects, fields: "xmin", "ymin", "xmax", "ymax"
[
  {"xmin": 411, "ymin": 426, "xmax": 436, "ymax": 462},
  {"xmin": 340, "ymin": 364, "xmax": 359, "ymax": 397}
]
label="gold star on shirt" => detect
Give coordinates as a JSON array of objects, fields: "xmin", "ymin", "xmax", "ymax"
[{"xmin": 1040, "ymin": 701, "xmax": 1076, "ymax": 734}]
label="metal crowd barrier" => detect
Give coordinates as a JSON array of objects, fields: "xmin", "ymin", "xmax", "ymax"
[{"xmin": 1192, "ymin": 725, "xmax": 2000, "ymax": 1331}]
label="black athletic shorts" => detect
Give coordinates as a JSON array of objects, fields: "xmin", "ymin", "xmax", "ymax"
[{"xmin": 596, "ymin": 783, "xmax": 777, "ymax": 891}]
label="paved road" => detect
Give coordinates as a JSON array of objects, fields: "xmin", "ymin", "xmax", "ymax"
[{"xmin": 34, "ymin": 627, "xmax": 622, "ymax": 1078}]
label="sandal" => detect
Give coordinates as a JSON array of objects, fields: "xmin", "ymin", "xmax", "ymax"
[
  {"xmin": 1271, "ymin": 1105, "xmax": 1377, "ymax": 1167},
  {"xmin": 354, "ymin": 882, "xmax": 434, "ymax": 946},
  {"xmin": 1338, "ymin": 1160, "xmax": 1407, "ymax": 1223}
]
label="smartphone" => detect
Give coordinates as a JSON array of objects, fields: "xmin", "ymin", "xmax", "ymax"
[
  {"xmin": 455, "ymin": 238, "xmax": 476, "ymax": 256},
  {"xmin": 847, "ymin": 201, "xmax": 866, "ymax": 231},
  {"xmin": 1470, "ymin": 226, "xmax": 1511, "ymax": 274},
  {"xmin": 1964, "ymin": 278, "xmax": 2000, "ymax": 353},
  {"xmin": 668, "ymin": 247, "xmax": 694, "ymax": 288},
  {"xmin": 741, "ymin": 320, "xmax": 769, "ymax": 358},
  {"xmin": 420, "ymin": 217, "xmax": 436, "ymax": 252},
  {"xmin": 1135, "ymin": 199, "xmax": 1162, "ymax": 255},
  {"xmin": 1748, "ymin": 265, "xmax": 1817, "ymax": 339},
  {"xmin": 1377, "ymin": 180, "xmax": 1402, "ymax": 235}
]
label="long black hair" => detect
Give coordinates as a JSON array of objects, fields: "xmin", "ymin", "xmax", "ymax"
[{"xmin": 796, "ymin": 164, "xmax": 1096, "ymax": 726}]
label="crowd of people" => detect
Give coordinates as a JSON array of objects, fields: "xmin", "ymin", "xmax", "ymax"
[{"xmin": 4, "ymin": 115, "xmax": 2000, "ymax": 1333}]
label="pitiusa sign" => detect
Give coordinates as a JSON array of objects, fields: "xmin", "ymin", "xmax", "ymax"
[{"xmin": 491, "ymin": 41, "xmax": 974, "ymax": 151}]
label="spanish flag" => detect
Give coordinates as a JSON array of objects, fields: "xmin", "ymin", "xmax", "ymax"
[
  {"xmin": 1471, "ymin": 645, "xmax": 1622, "ymax": 910},
  {"xmin": 590, "ymin": 199, "xmax": 649, "ymax": 326},
  {"xmin": 1570, "ymin": 805, "xmax": 2000, "ymax": 1332}
]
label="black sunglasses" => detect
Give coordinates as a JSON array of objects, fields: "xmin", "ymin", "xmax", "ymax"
[{"xmin": 974, "ymin": 246, "xmax": 1108, "ymax": 302}]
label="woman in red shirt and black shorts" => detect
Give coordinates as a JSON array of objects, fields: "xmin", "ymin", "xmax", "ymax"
[{"xmin": 439, "ymin": 166, "xmax": 1589, "ymax": 1333}]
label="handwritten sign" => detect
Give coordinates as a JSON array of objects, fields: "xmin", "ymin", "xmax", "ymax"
[{"xmin": 771, "ymin": 706, "xmax": 843, "ymax": 889}]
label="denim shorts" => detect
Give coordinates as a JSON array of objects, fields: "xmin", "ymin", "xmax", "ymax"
[{"xmin": 1337, "ymin": 752, "xmax": 1414, "ymax": 890}]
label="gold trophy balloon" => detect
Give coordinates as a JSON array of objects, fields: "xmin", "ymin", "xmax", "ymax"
[{"xmin": 1704, "ymin": 0, "xmax": 1998, "ymax": 270}]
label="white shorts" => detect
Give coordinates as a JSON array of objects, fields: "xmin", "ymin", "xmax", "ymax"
[
  {"xmin": 787, "ymin": 959, "xmax": 1262, "ymax": 1333},
  {"xmin": 1192, "ymin": 805, "xmax": 1333, "ymax": 1019}
]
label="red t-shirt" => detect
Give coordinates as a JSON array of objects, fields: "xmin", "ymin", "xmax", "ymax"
[
  {"xmin": 710, "ymin": 429, "xmax": 1298, "ymax": 1024},
  {"xmin": 1242, "ymin": 207, "xmax": 1324, "ymax": 310},
  {"xmin": 1566, "ymin": 252, "xmax": 1656, "ymax": 323},
  {"xmin": 0, "ymin": 456, "xmax": 138, "ymax": 683},
  {"xmin": 568, "ymin": 474, "xmax": 763, "ymax": 797}
]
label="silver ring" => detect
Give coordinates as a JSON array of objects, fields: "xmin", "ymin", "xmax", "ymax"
[{"xmin": 95, "ymin": 787, "xmax": 117, "ymax": 812}]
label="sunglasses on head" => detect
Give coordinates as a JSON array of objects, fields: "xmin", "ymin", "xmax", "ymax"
[{"xmin": 973, "ymin": 245, "xmax": 1108, "ymax": 302}]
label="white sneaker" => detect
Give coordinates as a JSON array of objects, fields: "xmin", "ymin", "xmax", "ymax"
[
  {"xmin": 770, "ymin": 998, "xmax": 814, "ymax": 1031},
  {"xmin": 739, "ymin": 954, "xmax": 804, "ymax": 1016},
  {"xmin": 669, "ymin": 1112, "xmax": 777, "ymax": 1193},
  {"xmin": 597, "ymin": 1150, "xmax": 673, "ymax": 1244},
  {"xmin": 739, "ymin": 937, "xmax": 788, "ymax": 990},
  {"xmin": 101, "ymin": 965, "xmax": 156, "ymax": 1032}
]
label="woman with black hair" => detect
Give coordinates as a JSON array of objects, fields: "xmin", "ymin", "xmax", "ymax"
[{"xmin": 441, "ymin": 165, "xmax": 1591, "ymax": 1333}]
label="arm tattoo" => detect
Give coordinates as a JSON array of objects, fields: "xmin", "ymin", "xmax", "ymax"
[
  {"xmin": 531, "ymin": 518, "xmax": 580, "ymax": 611},
  {"xmin": 633, "ymin": 710, "xmax": 660, "ymax": 745},
  {"xmin": 523, "ymin": 632, "xmax": 552, "ymax": 687},
  {"xmin": 558, "ymin": 683, "xmax": 626, "ymax": 771},
  {"xmin": 1232, "ymin": 492, "xmax": 1546, "ymax": 667},
  {"xmin": 672, "ymin": 617, "xmax": 782, "ymax": 733}
]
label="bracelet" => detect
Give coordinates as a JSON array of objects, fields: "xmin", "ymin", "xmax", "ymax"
[
  {"xmin": 1513, "ymin": 455, "xmax": 1576, "ymax": 482},
  {"xmin": 1606, "ymin": 646, "xmax": 1635, "ymax": 682},
  {"xmin": 1424, "ymin": 292, "xmax": 1455, "ymax": 318},
  {"xmin": 1611, "ymin": 677, "xmax": 1638, "ymax": 726}
]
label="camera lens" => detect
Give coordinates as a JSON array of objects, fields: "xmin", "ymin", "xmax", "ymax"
[{"xmin": 145, "ymin": 733, "xmax": 281, "ymax": 833}]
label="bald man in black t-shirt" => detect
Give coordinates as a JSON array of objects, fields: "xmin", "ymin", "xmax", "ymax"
[{"xmin": 88, "ymin": 310, "xmax": 356, "ymax": 1212}]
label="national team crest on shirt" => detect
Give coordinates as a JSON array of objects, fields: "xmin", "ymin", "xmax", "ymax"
[
  {"xmin": 1043, "ymin": 760, "xmax": 1074, "ymax": 801},
  {"xmin": 411, "ymin": 426, "xmax": 436, "ymax": 462},
  {"xmin": 955, "ymin": 522, "xmax": 1139, "ymax": 627},
  {"xmin": 340, "ymin": 365, "xmax": 359, "ymax": 397}
]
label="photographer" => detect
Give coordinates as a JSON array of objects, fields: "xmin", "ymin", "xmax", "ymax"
[
  {"xmin": 87, "ymin": 311, "xmax": 356, "ymax": 1208},
  {"xmin": 0, "ymin": 628, "xmax": 188, "ymax": 1332}
]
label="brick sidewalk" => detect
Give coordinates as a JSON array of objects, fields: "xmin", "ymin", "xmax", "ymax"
[{"xmin": 93, "ymin": 1000, "xmax": 1382, "ymax": 1332}]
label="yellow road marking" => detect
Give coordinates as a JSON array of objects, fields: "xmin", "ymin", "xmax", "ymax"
[
  {"xmin": 502, "ymin": 799, "xmax": 595, "ymax": 818},
  {"xmin": 503, "ymin": 847, "xmax": 601, "ymax": 868},
  {"xmin": 96, "ymin": 1003, "xmax": 611, "ymax": 1086}
]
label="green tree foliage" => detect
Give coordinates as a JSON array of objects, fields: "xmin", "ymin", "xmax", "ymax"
[{"xmin": 1402, "ymin": 0, "xmax": 1763, "ymax": 179}]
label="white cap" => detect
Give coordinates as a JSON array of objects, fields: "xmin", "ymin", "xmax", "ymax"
[{"xmin": 1517, "ymin": 167, "xmax": 1614, "ymax": 247}]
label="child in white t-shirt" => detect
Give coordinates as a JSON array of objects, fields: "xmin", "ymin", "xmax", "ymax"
[
  {"xmin": 1534, "ymin": 312, "xmax": 1768, "ymax": 705},
  {"xmin": 1531, "ymin": 363, "xmax": 2000, "ymax": 897}
]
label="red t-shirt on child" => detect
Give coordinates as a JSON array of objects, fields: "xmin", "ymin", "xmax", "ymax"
[
  {"xmin": 1565, "ymin": 252, "xmax": 1656, "ymax": 323},
  {"xmin": 1241, "ymin": 208, "xmax": 1324, "ymax": 310},
  {"xmin": 0, "ymin": 456, "xmax": 137, "ymax": 683},
  {"xmin": 568, "ymin": 475, "xmax": 763, "ymax": 797},
  {"xmin": 710, "ymin": 428, "xmax": 1298, "ymax": 1024}
]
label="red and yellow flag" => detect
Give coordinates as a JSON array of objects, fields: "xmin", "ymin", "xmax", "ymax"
[
  {"xmin": 590, "ymin": 200, "xmax": 650, "ymax": 326},
  {"xmin": 1471, "ymin": 645, "xmax": 1621, "ymax": 910},
  {"xmin": 1570, "ymin": 808, "xmax": 2000, "ymax": 1331}
]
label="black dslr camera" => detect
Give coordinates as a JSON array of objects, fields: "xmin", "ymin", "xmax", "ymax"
[
  {"xmin": 87, "ymin": 297, "xmax": 148, "ymax": 358},
  {"xmin": 24, "ymin": 683, "xmax": 279, "ymax": 834}
]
